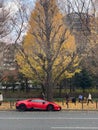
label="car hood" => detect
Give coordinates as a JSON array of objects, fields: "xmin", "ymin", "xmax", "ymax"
[{"xmin": 16, "ymin": 99, "xmax": 29, "ymax": 103}]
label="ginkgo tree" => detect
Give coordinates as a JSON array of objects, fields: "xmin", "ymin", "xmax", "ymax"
[{"xmin": 16, "ymin": 0, "xmax": 80, "ymax": 101}]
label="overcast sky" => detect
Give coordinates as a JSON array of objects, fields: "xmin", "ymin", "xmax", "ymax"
[
  {"xmin": 5, "ymin": 0, "xmax": 36, "ymax": 13},
  {"xmin": 6, "ymin": 0, "xmax": 96, "ymax": 15},
  {"xmin": 1, "ymin": 0, "xmax": 36, "ymax": 43},
  {"xmin": 2, "ymin": 0, "xmax": 97, "ymax": 43}
]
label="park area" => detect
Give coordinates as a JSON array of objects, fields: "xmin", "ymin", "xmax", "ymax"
[{"xmin": 1, "ymin": 0, "xmax": 98, "ymax": 112}]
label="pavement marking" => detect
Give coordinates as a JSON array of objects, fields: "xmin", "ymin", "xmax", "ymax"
[
  {"xmin": 0, "ymin": 117, "xmax": 98, "ymax": 120},
  {"xmin": 51, "ymin": 127, "xmax": 98, "ymax": 129}
]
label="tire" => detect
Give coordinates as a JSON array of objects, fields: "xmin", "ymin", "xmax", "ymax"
[
  {"xmin": 18, "ymin": 104, "xmax": 26, "ymax": 111},
  {"xmin": 47, "ymin": 104, "xmax": 54, "ymax": 111}
]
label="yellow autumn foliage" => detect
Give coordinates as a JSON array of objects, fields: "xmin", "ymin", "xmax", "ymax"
[{"xmin": 16, "ymin": 0, "xmax": 80, "ymax": 82}]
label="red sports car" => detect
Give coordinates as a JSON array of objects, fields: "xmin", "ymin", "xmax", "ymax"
[{"xmin": 16, "ymin": 98, "xmax": 61, "ymax": 111}]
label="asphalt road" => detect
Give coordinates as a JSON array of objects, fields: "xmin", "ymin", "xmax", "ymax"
[{"xmin": 0, "ymin": 111, "xmax": 98, "ymax": 130}]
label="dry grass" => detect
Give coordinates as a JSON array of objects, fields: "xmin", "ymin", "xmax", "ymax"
[
  {"xmin": 0, "ymin": 102, "xmax": 15, "ymax": 110},
  {"xmin": 0, "ymin": 101, "xmax": 97, "ymax": 111},
  {"xmin": 55, "ymin": 101, "xmax": 98, "ymax": 110}
]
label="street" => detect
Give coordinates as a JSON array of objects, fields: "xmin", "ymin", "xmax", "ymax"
[{"xmin": 0, "ymin": 111, "xmax": 98, "ymax": 130}]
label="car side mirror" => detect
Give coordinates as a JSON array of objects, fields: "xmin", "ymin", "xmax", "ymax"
[
  {"xmin": 28, "ymin": 99, "xmax": 32, "ymax": 102},
  {"xmin": 43, "ymin": 102, "xmax": 45, "ymax": 104}
]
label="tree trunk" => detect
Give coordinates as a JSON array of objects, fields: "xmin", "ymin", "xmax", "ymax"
[
  {"xmin": 59, "ymin": 85, "xmax": 62, "ymax": 98},
  {"xmin": 46, "ymin": 81, "xmax": 53, "ymax": 101},
  {"xmin": 25, "ymin": 78, "xmax": 29, "ymax": 92},
  {"xmin": 46, "ymin": 65, "xmax": 53, "ymax": 101}
]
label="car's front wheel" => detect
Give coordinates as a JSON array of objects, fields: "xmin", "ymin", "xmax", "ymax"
[
  {"xmin": 47, "ymin": 104, "xmax": 54, "ymax": 111},
  {"xmin": 18, "ymin": 104, "xmax": 26, "ymax": 111}
]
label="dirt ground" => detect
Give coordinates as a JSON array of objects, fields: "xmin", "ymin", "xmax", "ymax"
[
  {"xmin": 56, "ymin": 101, "xmax": 98, "ymax": 110},
  {"xmin": 0, "ymin": 101, "xmax": 98, "ymax": 111},
  {"xmin": 0, "ymin": 102, "xmax": 15, "ymax": 110}
]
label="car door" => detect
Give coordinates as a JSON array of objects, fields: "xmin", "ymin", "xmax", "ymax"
[{"xmin": 29, "ymin": 99, "xmax": 46, "ymax": 110}]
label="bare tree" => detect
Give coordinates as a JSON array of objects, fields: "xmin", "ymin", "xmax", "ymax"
[
  {"xmin": 0, "ymin": 0, "xmax": 30, "ymax": 84},
  {"xmin": 59, "ymin": 0, "xmax": 98, "ymax": 89},
  {"xmin": 0, "ymin": 0, "xmax": 13, "ymax": 39},
  {"xmin": 12, "ymin": 0, "xmax": 29, "ymax": 44},
  {"xmin": 57, "ymin": 0, "xmax": 96, "ymax": 54}
]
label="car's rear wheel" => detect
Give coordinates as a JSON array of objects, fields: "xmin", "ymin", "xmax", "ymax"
[
  {"xmin": 47, "ymin": 104, "xmax": 54, "ymax": 111},
  {"xmin": 18, "ymin": 104, "xmax": 26, "ymax": 111}
]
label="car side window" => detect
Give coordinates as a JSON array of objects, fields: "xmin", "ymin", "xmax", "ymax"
[{"xmin": 31, "ymin": 99, "xmax": 45, "ymax": 103}]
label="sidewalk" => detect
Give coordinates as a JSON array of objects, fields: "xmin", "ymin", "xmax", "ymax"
[{"xmin": 0, "ymin": 101, "xmax": 97, "ymax": 111}]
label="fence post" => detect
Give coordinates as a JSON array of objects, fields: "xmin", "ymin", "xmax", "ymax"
[
  {"xmin": 10, "ymin": 101, "xmax": 14, "ymax": 109},
  {"xmin": 82, "ymin": 101, "xmax": 83, "ymax": 110},
  {"xmin": 66, "ymin": 101, "xmax": 69, "ymax": 109},
  {"xmin": 96, "ymin": 101, "xmax": 97, "ymax": 109},
  {"xmin": 62, "ymin": 100, "xmax": 64, "ymax": 106}
]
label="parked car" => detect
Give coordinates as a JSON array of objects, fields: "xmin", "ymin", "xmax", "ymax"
[{"xmin": 16, "ymin": 98, "xmax": 61, "ymax": 111}]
